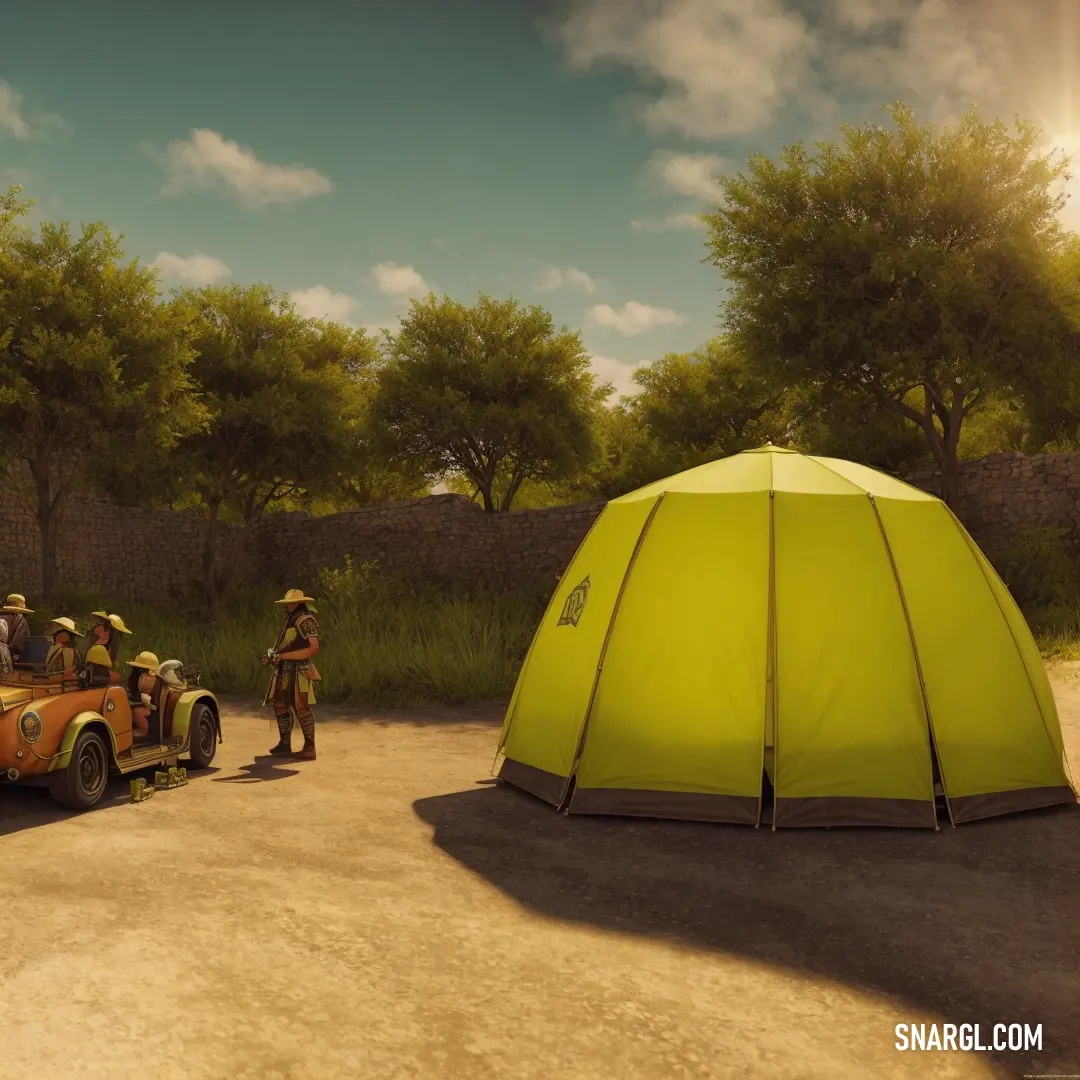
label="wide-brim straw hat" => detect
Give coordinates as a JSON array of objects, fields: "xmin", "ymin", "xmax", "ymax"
[
  {"xmin": 2, "ymin": 593, "xmax": 33, "ymax": 614},
  {"xmin": 274, "ymin": 589, "xmax": 315, "ymax": 605},
  {"xmin": 126, "ymin": 650, "xmax": 160, "ymax": 670},
  {"xmin": 93, "ymin": 611, "xmax": 132, "ymax": 634},
  {"xmin": 47, "ymin": 617, "xmax": 84, "ymax": 638}
]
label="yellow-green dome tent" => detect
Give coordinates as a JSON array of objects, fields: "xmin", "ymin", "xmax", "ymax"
[{"xmin": 496, "ymin": 445, "xmax": 1076, "ymax": 829}]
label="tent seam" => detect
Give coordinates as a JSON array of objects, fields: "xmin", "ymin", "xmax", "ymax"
[
  {"xmin": 494, "ymin": 505, "xmax": 610, "ymax": 768},
  {"xmin": 768, "ymin": 452, "xmax": 779, "ymax": 830},
  {"xmin": 560, "ymin": 492, "xmax": 667, "ymax": 810},
  {"xmin": 802, "ymin": 454, "xmax": 871, "ymax": 495},
  {"xmin": 808, "ymin": 454, "xmax": 928, "ymax": 498},
  {"xmin": 868, "ymin": 494, "xmax": 951, "ymax": 829},
  {"xmin": 943, "ymin": 503, "xmax": 1077, "ymax": 795}
]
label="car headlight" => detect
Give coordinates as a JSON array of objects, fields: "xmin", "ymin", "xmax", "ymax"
[{"xmin": 19, "ymin": 709, "xmax": 41, "ymax": 744}]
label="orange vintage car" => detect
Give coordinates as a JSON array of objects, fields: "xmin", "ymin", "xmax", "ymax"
[{"xmin": 0, "ymin": 645, "xmax": 222, "ymax": 810}]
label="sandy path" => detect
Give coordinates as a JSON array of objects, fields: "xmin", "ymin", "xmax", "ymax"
[{"xmin": 0, "ymin": 681, "xmax": 1078, "ymax": 1080}]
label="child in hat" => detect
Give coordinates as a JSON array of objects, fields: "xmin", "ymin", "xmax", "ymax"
[
  {"xmin": 45, "ymin": 617, "xmax": 83, "ymax": 678},
  {"xmin": 0, "ymin": 593, "xmax": 32, "ymax": 660}
]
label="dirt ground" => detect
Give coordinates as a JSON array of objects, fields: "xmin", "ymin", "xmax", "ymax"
[{"xmin": 1, "ymin": 677, "xmax": 1079, "ymax": 1080}]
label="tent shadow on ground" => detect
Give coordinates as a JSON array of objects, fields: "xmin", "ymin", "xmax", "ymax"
[{"xmin": 413, "ymin": 782, "xmax": 1080, "ymax": 1076}]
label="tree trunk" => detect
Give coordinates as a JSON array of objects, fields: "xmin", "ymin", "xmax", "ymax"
[
  {"xmin": 501, "ymin": 469, "xmax": 526, "ymax": 512},
  {"xmin": 29, "ymin": 455, "xmax": 63, "ymax": 601},
  {"xmin": 931, "ymin": 441, "xmax": 961, "ymax": 509},
  {"xmin": 478, "ymin": 479, "xmax": 495, "ymax": 512},
  {"xmin": 202, "ymin": 497, "xmax": 222, "ymax": 621},
  {"xmin": 884, "ymin": 385, "xmax": 966, "ymax": 510}
]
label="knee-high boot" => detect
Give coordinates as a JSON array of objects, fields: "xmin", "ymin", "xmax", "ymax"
[{"xmin": 269, "ymin": 706, "xmax": 292, "ymax": 755}]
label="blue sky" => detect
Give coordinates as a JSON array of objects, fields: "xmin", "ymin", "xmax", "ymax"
[{"xmin": 1, "ymin": 0, "xmax": 1077, "ymax": 399}]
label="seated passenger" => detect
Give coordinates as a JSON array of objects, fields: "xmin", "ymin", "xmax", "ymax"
[
  {"xmin": 0, "ymin": 621, "xmax": 12, "ymax": 676},
  {"xmin": 45, "ymin": 617, "xmax": 83, "ymax": 678},
  {"xmin": 81, "ymin": 612, "xmax": 132, "ymax": 687},
  {"xmin": 0, "ymin": 593, "xmax": 32, "ymax": 662},
  {"xmin": 126, "ymin": 651, "xmax": 161, "ymax": 738}
]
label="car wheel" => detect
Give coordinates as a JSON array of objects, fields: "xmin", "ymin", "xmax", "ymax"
[
  {"xmin": 48, "ymin": 728, "xmax": 111, "ymax": 810},
  {"xmin": 185, "ymin": 704, "xmax": 217, "ymax": 769}
]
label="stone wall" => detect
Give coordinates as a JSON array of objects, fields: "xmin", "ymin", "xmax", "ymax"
[
  {"xmin": 256, "ymin": 494, "xmax": 606, "ymax": 590},
  {"xmin": 0, "ymin": 471, "xmax": 604, "ymax": 602},
  {"xmin": 2, "ymin": 450, "xmax": 1079, "ymax": 604},
  {"xmin": 0, "ymin": 463, "xmax": 257, "ymax": 603},
  {"xmin": 903, "ymin": 452, "xmax": 1080, "ymax": 554}
]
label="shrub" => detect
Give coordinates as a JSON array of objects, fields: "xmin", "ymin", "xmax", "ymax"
[{"xmin": 990, "ymin": 525, "xmax": 1080, "ymax": 611}]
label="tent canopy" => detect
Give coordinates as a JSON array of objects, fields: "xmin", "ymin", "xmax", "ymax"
[{"xmin": 497, "ymin": 446, "xmax": 1075, "ymax": 828}]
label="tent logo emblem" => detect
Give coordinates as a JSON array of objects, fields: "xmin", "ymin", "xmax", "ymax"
[{"xmin": 558, "ymin": 575, "xmax": 590, "ymax": 627}]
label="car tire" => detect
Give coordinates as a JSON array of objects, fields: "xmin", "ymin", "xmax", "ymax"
[
  {"xmin": 185, "ymin": 704, "xmax": 217, "ymax": 770},
  {"xmin": 48, "ymin": 728, "xmax": 111, "ymax": 810}
]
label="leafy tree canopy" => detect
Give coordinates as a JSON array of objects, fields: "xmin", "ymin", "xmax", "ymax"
[
  {"xmin": 371, "ymin": 293, "xmax": 609, "ymax": 511},
  {"xmin": 0, "ymin": 205, "xmax": 202, "ymax": 598},
  {"xmin": 704, "ymin": 101, "xmax": 1075, "ymax": 505}
]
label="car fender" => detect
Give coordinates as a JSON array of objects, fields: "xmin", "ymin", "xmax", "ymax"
[
  {"xmin": 172, "ymin": 691, "xmax": 222, "ymax": 749},
  {"xmin": 49, "ymin": 713, "xmax": 119, "ymax": 772}
]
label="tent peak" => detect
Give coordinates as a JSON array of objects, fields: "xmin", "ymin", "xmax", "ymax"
[{"xmin": 742, "ymin": 443, "xmax": 797, "ymax": 454}]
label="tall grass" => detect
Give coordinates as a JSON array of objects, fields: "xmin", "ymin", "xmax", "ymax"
[
  {"xmin": 28, "ymin": 525, "xmax": 1080, "ymax": 708},
  {"xmin": 35, "ymin": 559, "xmax": 552, "ymax": 706}
]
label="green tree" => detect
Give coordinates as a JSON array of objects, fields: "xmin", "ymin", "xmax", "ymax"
[
  {"xmin": 0, "ymin": 200, "xmax": 203, "ymax": 599},
  {"xmin": 630, "ymin": 338, "xmax": 790, "ymax": 464},
  {"xmin": 109, "ymin": 284, "xmax": 375, "ymax": 617},
  {"xmin": 1012, "ymin": 235, "xmax": 1080, "ymax": 452},
  {"xmin": 787, "ymin": 386, "xmax": 934, "ymax": 474},
  {"xmin": 704, "ymin": 102, "xmax": 1074, "ymax": 506},
  {"xmin": 371, "ymin": 293, "xmax": 609, "ymax": 511}
]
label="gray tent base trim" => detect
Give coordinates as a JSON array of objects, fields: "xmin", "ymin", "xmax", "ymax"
[
  {"xmin": 498, "ymin": 757, "xmax": 1075, "ymax": 828},
  {"xmin": 568, "ymin": 786, "xmax": 759, "ymax": 824},
  {"xmin": 773, "ymin": 795, "xmax": 938, "ymax": 828},
  {"xmin": 498, "ymin": 758, "xmax": 567, "ymax": 806},
  {"xmin": 948, "ymin": 785, "xmax": 1076, "ymax": 823}
]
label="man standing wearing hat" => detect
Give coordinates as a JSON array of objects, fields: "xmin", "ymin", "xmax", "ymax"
[
  {"xmin": 0, "ymin": 593, "xmax": 33, "ymax": 662},
  {"xmin": 45, "ymin": 617, "xmax": 83, "ymax": 678},
  {"xmin": 262, "ymin": 588, "xmax": 321, "ymax": 760}
]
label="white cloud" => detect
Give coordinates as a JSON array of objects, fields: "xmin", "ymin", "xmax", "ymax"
[
  {"xmin": 370, "ymin": 262, "xmax": 430, "ymax": 299},
  {"xmin": 150, "ymin": 251, "xmax": 231, "ymax": 286},
  {"xmin": 553, "ymin": 0, "xmax": 815, "ymax": 138},
  {"xmin": 588, "ymin": 301, "xmax": 688, "ymax": 335},
  {"xmin": 157, "ymin": 129, "xmax": 333, "ymax": 208},
  {"xmin": 649, "ymin": 151, "xmax": 730, "ymax": 200},
  {"xmin": 290, "ymin": 285, "xmax": 360, "ymax": 325},
  {"xmin": 0, "ymin": 81, "xmax": 30, "ymax": 138},
  {"xmin": 550, "ymin": 0, "xmax": 1052, "ymax": 138},
  {"xmin": 535, "ymin": 263, "xmax": 598, "ymax": 293},
  {"xmin": 630, "ymin": 213, "xmax": 707, "ymax": 231},
  {"xmin": 588, "ymin": 353, "xmax": 644, "ymax": 401}
]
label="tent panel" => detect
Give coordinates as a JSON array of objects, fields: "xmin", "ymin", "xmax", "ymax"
[
  {"xmin": 772, "ymin": 493, "xmax": 934, "ymax": 817},
  {"xmin": 964, "ymin": 526, "xmax": 1066, "ymax": 763},
  {"xmin": 771, "ymin": 453, "xmax": 865, "ymax": 495},
  {"xmin": 573, "ymin": 492, "xmax": 770, "ymax": 809},
  {"xmin": 807, "ymin": 456, "xmax": 938, "ymax": 501},
  {"xmin": 875, "ymin": 500, "xmax": 1071, "ymax": 807},
  {"xmin": 499, "ymin": 497, "xmax": 659, "ymax": 794},
  {"xmin": 611, "ymin": 450, "xmax": 773, "ymax": 502}
]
